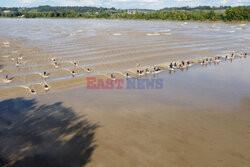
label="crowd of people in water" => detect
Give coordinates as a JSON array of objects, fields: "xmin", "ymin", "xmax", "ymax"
[
  {"xmin": 112, "ymin": 52, "xmax": 247, "ymax": 80},
  {"xmin": 0, "ymin": 50, "xmax": 247, "ymax": 95}
]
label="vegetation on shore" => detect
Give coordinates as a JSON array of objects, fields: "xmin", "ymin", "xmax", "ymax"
[{"xmin": 0, "ymin": 5, "xmax": 249, "ymax": 22}]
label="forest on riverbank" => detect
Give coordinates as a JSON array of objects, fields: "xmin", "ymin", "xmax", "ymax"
[{"xmin": 0, "ymin": 6, "xmax": 249, "ymax": 21}]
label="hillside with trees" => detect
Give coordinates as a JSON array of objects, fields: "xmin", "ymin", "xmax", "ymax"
[{"xmin": 0, "ymin": 6, "xmax": 249, "ymax": 21}]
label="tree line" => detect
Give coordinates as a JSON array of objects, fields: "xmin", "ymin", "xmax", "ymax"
[{"xmin": 0, "ymin": 6, "xmax": 249, "ymax": 21}]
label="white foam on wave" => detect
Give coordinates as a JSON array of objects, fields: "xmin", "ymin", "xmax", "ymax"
[
  {"xmin": 227, "ymin": 30, "xmax": 235, "ymax": 33},
  {"xmin": 146, "ymin": 33, "xmax": 160, "ymax": 36},
  {"xmin": 161, "ymin": 29, "xmax": 171, "ymax": 32},
  {"xmin": 113, "ymin": 33, "xmax": 122, "ymax": 36},
  {"xmin": 3, "ymin": 41, "xmax": 10, "ymax": 45},
  {"xmin": 239, "ymin": 24, "xmax": 246, "ymax": 27},
  {"xmin": 214, "ymin": 29, "xmax": 220, "ymax": 31},
  {"xmin": 163, "ymin": 33, "xmax": 172, "ymax": 35},
  {"xmin": 77, "ymin": 30, "xmax": 84, "ymax": 33},
  {"xmin": 3, "ymin": 41, "xmax": 10, "ymax": 47},
  {"xmin": 179, "ymin": 22, "xmax": 188, "ymax": 26}
]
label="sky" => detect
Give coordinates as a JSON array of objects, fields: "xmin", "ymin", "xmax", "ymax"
[{"xmin": 0, "ymin": 0, "xmax": 249, "ymax": 9}]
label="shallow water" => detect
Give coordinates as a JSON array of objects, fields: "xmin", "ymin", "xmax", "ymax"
[
  {"xmin": 49, "ymin": 56, "xmax": 250, "ymax": 109},
  {"xmin": 0, "ymin": 19, "xmax": 250, "ymax": 167},
  {"xmin": 0, "ymin": 19, "xmax": 249, "ymax": 97},
  {"xmin": 10, "ymin": 52, "xmax": 248, "ymax": 167}
]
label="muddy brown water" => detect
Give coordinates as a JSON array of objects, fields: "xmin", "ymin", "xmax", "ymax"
[{"xmin": 0, "ymin": 19, "xmax": 250, "ymax": 167}]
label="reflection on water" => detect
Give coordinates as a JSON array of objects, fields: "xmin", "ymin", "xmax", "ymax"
[
  {"xmin": 85, "ymin": 56, "xmax": 250, "ymax": 108},
  {"xmin": 158, "ymin": 57, "xmax": 250, "ymax": 106},
  {"xmin": 0, "ymin": 98, "xmax": 99, "ymax": 167}
]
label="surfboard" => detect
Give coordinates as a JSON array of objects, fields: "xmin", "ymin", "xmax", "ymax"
[
  {"xmin": 37, "ymin": 72, "xmax": 50, "ymax": 78},
  {"xmin": 21, "ymin": 85, "xmax": 36, "ymax": 94},
  {"xmin": 139, "ymin": 72, "xmax": 145, "ymax": 76},
  {"xmin": 2, "ymin": 79, "xmax": 12, "ymax": 83},
  {"xmin": 178, "ymin": 66, "xmax": 186, "ymax": 69},
  {"xmin": 44, "ymin": 85, "xmax": 51, "ymax": 91},
  {"xmin": 154, "ymin": 70, "xmax": 162, "ymax": 74},
  {"xmin": 30, "ymin": 90, "xmax": 36, "ymax": 94}
]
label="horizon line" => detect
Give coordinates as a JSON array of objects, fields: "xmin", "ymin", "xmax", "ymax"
[{"xmin": 0, "ymin": 5, "xmax": 249, "ymax": 10}]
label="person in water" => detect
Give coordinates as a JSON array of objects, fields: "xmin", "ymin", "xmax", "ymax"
[
  {"xmin": 16, "ymin": 60, "xmax": 20, "ymax": 67},
  {"xmin": 72, "ymin": 70, "xmax": 75, "ymax": 74},
  {"xmin": 44, "ymin": 71, "xmax": 48, "ymax": 76},
  {"xmin": 5, "ymin": 75, "xmax": 8, "ymax": 79},
  {"xmin": 44, "ymin": 84, "xmax": 49, "ymax": 89},
  {"xmin": 169, "ymin": 63, "xmax": 173, "ymax": 69},
  {"xmin": 202, "ymin": 60, "xmax": 205, "ymax": 64},
  {"xmin": 182, "ymin": 61, "xmax": 185, "ymax": 66},
  {"xmin": 155, "ymin": 67, "xmax": 160, "ymax": 71},
  {"xmin": 31, "ymin": 89, "xmax": 36, "ymax": 94}
]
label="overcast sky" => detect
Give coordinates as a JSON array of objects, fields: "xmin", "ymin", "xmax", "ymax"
[{"xmin": 1, "ymin": 0, "xmax": 249, "ymax": 9}]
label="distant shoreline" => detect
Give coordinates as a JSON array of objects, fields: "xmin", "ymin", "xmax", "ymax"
[
  {"xmin": 0, "ymin": 17, "xmax": 249, "ymax": 24},
  {"xmin": 0, "ymin": 6, "xmax": 249, "ymax": 22}
]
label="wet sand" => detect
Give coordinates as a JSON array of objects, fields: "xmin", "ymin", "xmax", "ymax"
[{"xmin": 0, "ymin": 19, "xmax": 250, "ymax": 167}]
